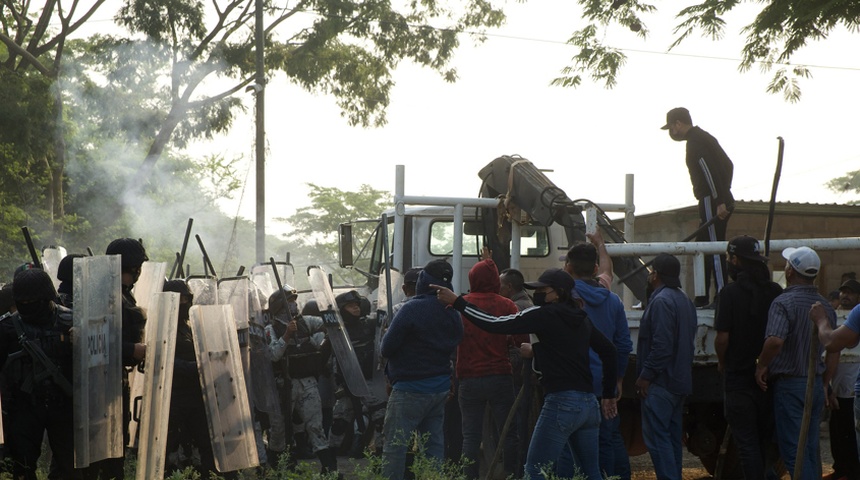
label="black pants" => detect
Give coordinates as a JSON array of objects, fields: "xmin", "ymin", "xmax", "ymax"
[
  {"xmin": 724, "ymin": 387, "xmax": 774, "ymax": 480},
  {"xmin": 6, "ymin": 392, "xmax": 79, "ymax": 480},
  {"xmin": 165, "ymin": 388, "xmax": 217, "ymax": 477},
  {"xmin": 697, "ymin": 195, "xmax": 728, "ymax": 302},
  {"xmin": 830, "ymin": 396, "xmax": 860, "ymax": 479}
]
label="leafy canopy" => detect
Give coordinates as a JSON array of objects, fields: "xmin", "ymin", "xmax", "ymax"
[{"xmin": 552, "ymin": 0, "xmax": 859, "ymax": 101}]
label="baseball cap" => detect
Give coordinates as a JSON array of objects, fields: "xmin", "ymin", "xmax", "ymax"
[
  {"xmin": 660, "ymin": 107, "xmax": 692, "ymax": 130},
  {"xmin": 839, "ymin": 279, "xmax": 860, "ymax": 294},
  {"xmin": 652, "ymin": 253, "xmax": 681, "ymax": 288},
  {"xmin": 524, "ymin": 268, "xmax": 575, "ymax": 294},
  {"xmin": 403, "ymin": 268, "xmax": 421, "ymax": 285},
  {"xmin": 782, "ymin": 246, "xmax": 820, "ymax": 278},
  {"xmin": 727, "ymin": 235, "xmax": 769, "ymax": 263}
]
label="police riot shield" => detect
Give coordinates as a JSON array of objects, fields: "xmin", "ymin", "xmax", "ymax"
[
  {"xmin": 73, "ymin": 255, "xmax": 123, "ymax": 467},
  {"xmin": 218, "ymin": 276, "xmax": 253, "ymax": 399},
  {"xmin": 135, "ymin": 292, "xmax": 179, "ymax": 480},
  {"xmin": 128, "ymin": 261, "xmax": 168, "ymax": 447},
  {"xmin": 369, "ymin": 269, "xmax": 403, "ymax": 402},
  {"xmin": 308, "ymin": 266, "xmax": 370, "ymax": 398},
  {"xmin": 249, "ymin": 262, "xmax": 295, "ymax": 309},
  {"xmin": 190, "ymin": 304, "xmax": 258, "ymax": 472},
  {"xmin": 41, "ymin": 245, "xmax": 67, "ymax": 291},
  {"xmin": 188, "ymin": 274, "xmax": 219, "ymax": 305}
]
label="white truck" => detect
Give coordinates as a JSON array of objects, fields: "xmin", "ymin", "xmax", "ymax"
[{"xmin": 337, "ymin": 155, "xmax": 860, "ymax": 478}]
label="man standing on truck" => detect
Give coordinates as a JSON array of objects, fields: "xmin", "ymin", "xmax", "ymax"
[
  {"xmin": 755, "ymin": 246, "xmax": 838, "ymax": 479},
  {"xmin": 714, "ymin": 236, "xmax": 783, "ymax": 480},
  {"xmin": 635, "ymin": 253, "xmax": 697, "ymax": 480},
  {"xmin": 564, "ymin": 243, "xmax": 632, "ymax": 479},
  {"xmin": 662, "ymin": 107, "xmax": 734, "ymax": 308}
]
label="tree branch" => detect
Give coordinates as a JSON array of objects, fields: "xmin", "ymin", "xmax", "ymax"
[
  {"xmin": 0, "ymin": 31, "xmax": 53, "ymax": 75},
  {"xmin": 187, "ymin": 76, "xmax": 254, "ymax": 109}
]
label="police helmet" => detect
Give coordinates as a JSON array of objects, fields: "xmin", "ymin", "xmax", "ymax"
[
  {"xmin": 267, "ymin": 285, "xmax": 298, "ymax": 314},
  {"xmin": 57, "ymin": 253, "xmax": 87, "ymax": 283},
  {"xmin": 105, "ymin": 238, "xmax": 149, "ymax": 269},
  {"xmin": 163, "ymin": 279, "xmax": 193, "ymax": 299},
  {"xmin": 335, "ymin": 290, "xmax": 362, "ymax": 310},
  {"xmin": 302, "ymin": 299, "xmax": 321, "ymax": 316},
  {"xmin": 12, "ymin": 269, "xmax": 57, "ymax": 303}
]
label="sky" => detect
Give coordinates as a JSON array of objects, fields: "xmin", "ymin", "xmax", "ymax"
[{"xmin": 84, "ymin": 1, "xmax": 860, "ymax": 238}]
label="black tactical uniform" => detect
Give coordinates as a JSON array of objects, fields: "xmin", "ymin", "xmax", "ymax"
[
  {"xmin": 0, "ymin": 269, "xmax": 79, "ymax": 480},
  {"xmin": 162, "ymin": 280, "xmax": 217, "ymax": 477},
  {"xmin": 83, "ymin": 238, "xmax": 148, "ymax": 480}
]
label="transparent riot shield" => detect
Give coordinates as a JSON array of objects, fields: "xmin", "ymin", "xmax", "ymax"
[
  {"xmin": 218, "ymin": 277, "xmax": 253, "ymax": 398},
  {"xmin": 249, "ymin": 262, "xmax": 295, "ymax": 309},
  {"xmin": 190, "ymin": 304, "xmax": 258, "ymax": 472},
  {"xmin": 308, "ymin": 266, "xmax": 370, "ymax": 398},
  {"xmin": 369, "ymin": 269, "xmax": 403, "ymax": 403},
  {"xmin": 73, "ymin": 255, "xmax": 123, "ymax": 467},
  {"xmin": 135, "ymin": 292, "xmax": 179, "ymax": 480},
  {"xmin": 41, "ymin": 245, "xmax": 67, "ymax": 291},
  {"xmin": 188, "ymin": 274, "xmax": 219, "ymax": 305},
  {"xmin": 128, "ymin": 261, "xmax": 167, "ymax": 447}
]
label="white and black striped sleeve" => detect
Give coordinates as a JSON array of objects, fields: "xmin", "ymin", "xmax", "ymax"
[{"xmin": 452, "ymin": 296, "xmax": 541, "ymax": 334}]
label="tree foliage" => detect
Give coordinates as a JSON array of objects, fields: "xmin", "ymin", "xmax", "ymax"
[
  {"xmin": 280, "ymin": 183, "xmax": 391, "ymax": 285},
  {"xmin": 827, "ymin": 169, "xmax": 860, "ymax": 205},
  {"xmin": 553, "ymin": 0, "xmax": 859, "ymax": 101}
]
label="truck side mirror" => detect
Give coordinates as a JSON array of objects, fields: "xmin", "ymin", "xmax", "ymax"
[{"xmin": 339, "ymin": 223, "xmax": 354, "ymax": 268}]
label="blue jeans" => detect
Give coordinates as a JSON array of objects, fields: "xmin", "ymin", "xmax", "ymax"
[
  {"xmin": 641, "ymin": 383, "xmax": 685, "ymax": 480},
  {"xmin": 459, "ymin": 375, "xmax": 519, "ymax": 479},
  {"xmin": 524, "ymin": 390, "xmax": 601, "ymax": 480},
  {"xmin": 382, "ymin": 389, "xmax": 448, "ymax": 480},
  {"xmin": 600, "ymin": 411, "xmax": 631, "ymax": 479},
  {"xmin": 772, "ymin": 376, "xmax": 823, "ymax": 480}
]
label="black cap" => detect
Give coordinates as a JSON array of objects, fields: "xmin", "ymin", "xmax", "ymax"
[
  {"xmin": 13, "ymin": 269, "xmax": 57, "ymax": 303},
  {"xmin": 403, "ymin": 268, "xmax": 421, "ymax": 285},
  {"xmin": 57, "ymin": 253, "xmax": 87, "ymax": 283},
  {"xmin": 727, "ymin": 235, "xmax": 769, "ymax": 263},
  {"xmin": 661, "ymin": 107, "xmax": 692, "ymax": 129},
  {"xmin": 335, "ymin": 290, "xmax": 362, "ymax": 309},
  {"xmin": 524, "ymin": 268, "xmax": 575, "ymax": 294},
  {"xmin": 105, "ymin": 238, "xmax": 149, "ymax": 269},
  {"xmin": 839, "ymin": 279, "xmax": 860, "ymax": 294},
  {"xmin": 652, "ymin": 253, "xmax": 681, "ymax": 288},
  {"xmin": 424, "ymin": 259, "xmax": 453, "ymax": 284}
]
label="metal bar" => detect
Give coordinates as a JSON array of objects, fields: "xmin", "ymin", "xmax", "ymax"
[
  {"xmin": 605, "ymin": 237, "xmax": 860, "ymax": 256},
  {"xmin": 510, "ymin": 223, "xmax": 521, "ymax": 270},
  {"xmin": 399, "ymin": 195, "xmax": 499, "ymax": 208},
  {"xmin": 453, "ymin": 203, "xmax": 464, "ymax": 294},
  {"xmin": 394, "ymin": 166, "xmax": 406, "ymax": 272}
]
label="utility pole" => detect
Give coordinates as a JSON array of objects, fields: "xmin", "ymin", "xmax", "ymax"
[{"xmin": 254, "ymin": 0, "xmax": 266, "ymax": 263}]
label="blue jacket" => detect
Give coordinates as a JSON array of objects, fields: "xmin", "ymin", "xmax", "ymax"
[
  {"xmin": 637, "ymin": 285, "xmax": 697, "ymax": 396},
  {"xmin": 575, "ymin": 279, "xmax": 632, "ymax": 397},
  {"xmin": 381, "ymin": 270, "xmax": 463, "ymax": 385}
]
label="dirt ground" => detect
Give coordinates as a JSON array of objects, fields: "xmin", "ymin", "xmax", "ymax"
[{"xmin": 331, "ymin": 422, "xmax": 837, "ymax": 479}]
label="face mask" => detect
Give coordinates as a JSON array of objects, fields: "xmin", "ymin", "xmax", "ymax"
[
  {"xmin": 288, "ymin": 302, "xmax": 299, "ymax": 319},
  {"xmin": 532, "ymin": 291, "xmax": 547, "ymax": 306},
  {"xmin": 17, "ymin": 300, "xmax": 52, "ymax": 319},
  {"xmin": 669, "ymin": 130, "xmax": 685, "ymax": 142},
  {"xmin": 727, "ymin": 262, "xmax": 740, "ymax": 281}
]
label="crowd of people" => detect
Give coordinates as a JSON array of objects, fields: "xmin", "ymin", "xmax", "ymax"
[{"xmin": 0, "ymin": 108, "xmax": 857, "ymax": 480}]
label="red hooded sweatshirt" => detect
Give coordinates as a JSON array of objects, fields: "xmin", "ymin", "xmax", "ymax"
[{"xmin": 456, "ymin": 259, "xmax": 519, "ymax": 379}]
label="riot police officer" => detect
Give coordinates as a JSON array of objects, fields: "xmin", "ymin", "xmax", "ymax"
[
  {"xmin": 266, "ymin": 291, "xmax": 337, "ymax": 474},
  {"xmin": 162, "ymin": 279, "xmax": 218, "ymax": 477},
  {"xmin": 0, "ymin": 269, "xmax": 78, "ymax": 479},
  {"xmin": 330, "ymin": 290, "xmax": 386, "ymax": 457},
  {"xmin": 84, "ymin": 238, "xmax": 148, "ymax": 480}
]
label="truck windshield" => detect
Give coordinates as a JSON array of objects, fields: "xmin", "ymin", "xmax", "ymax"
[{"xmin": 429, "ymin": 220, "xmax": 549, "ymax": 257}]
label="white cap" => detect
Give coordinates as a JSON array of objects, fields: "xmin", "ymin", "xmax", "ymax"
[{"xmin": 782, "ymin": 246, "xmax": 821, "ymax": 278}]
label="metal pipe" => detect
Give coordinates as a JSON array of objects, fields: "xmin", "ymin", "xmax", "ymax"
[
  {"xmin": 453, "ymin": 203, "xmax": 464, "ymax": 293},
  {"xmin": 623, "ymin": 173, "xmax": 635, "ymax": 309},
  {"xmin": 604, "ymin": 237, "xmax": 860, "ymax": 256},
  {"xmin": 510, "ymin": 223, "xmax": 521, "ymax": 270},
  {"xmin": 394, "ymin": 165, "xmax": 406, "ymax": 271},
  {"xmin": 399, "ymin": 195, "xmax": 499, "ymax": 208},
  {"xmin": 694, "ymin": 252, "xmax": 706, "ymax": 297}
]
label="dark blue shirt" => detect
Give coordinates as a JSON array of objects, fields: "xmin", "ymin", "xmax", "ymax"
[{"xmin": 637, "ymin": 285, "xmax": 697, "ymax": 395}]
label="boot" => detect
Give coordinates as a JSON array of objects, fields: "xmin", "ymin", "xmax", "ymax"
[
  {"xmin": 266, "ymin": 448, "xmax": 284, "ymax": 469},
  {"xmin": 317, "ymin": 447, "xmax": 341, "ymax": 477},
  {"xmin": 293, "ymin": 431, "xmax": 315, "ymax": 459}
]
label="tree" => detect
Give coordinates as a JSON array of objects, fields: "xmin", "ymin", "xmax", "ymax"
[
  {"xmin": 75, "ymin": 0, "xmax": 505, "ymax": 180},
  {"xmin": 0, "ymin": 0, "xmax": 108, "ymax": 236},
  {"xmin": 280, "ymin": 183, "xmax": 391, "ymax": 285},
  {"xmin": 551, "ymin": 0, "xmax": 858, "ymax": 101},
  {"xmin": 827, "ymin": 170, "xmax": 860, "ymax": 205}
]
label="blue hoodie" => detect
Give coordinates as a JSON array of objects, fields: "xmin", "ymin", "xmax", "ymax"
[
  {"xmin": 575, "ymin": 279, "xmax": 632, "ymax": 397},
  {"xmin": 381, "ymin": 270, "xmax": 463, "ymax": 389}
]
